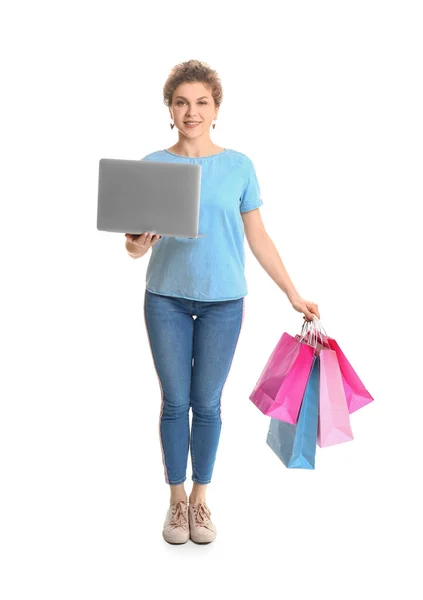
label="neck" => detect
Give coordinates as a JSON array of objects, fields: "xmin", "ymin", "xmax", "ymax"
[{"xmin": 171, "ymin": 137, "xmax": 220, "ymax": 158}]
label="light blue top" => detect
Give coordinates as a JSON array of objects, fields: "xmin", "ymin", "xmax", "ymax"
[{"xmin": 140, "ymin": 148, "xmax": 264, "ymax": 302}]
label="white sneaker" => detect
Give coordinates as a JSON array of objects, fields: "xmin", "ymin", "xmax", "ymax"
[
  {"xmin": 188, "ymin": 501, "xmax": 217, "ymax": 544},
  {"xmin": 162, "ymin": 500, "xmax": 190, "ymax": 544}
]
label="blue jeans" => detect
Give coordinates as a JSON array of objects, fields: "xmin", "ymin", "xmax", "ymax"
[{"xmin": 143, "ymin": 289, "xmax": 245, "ymax": 485}]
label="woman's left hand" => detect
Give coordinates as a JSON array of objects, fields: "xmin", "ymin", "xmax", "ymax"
[{"xmin": 289, "ymin": 294, "xmax": 320, "ymax": 322}]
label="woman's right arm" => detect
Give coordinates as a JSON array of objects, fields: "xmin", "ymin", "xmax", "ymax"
[
  {"xmin": 125, "ymin": 232, "xmax": 161, "ymax": 258},
  {"xmin": 125, "ymin": 238, "xmax": 149, "ymax": 259}
]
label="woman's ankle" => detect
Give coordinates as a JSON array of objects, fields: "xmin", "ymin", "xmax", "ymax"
[
  {"xmin": 170, "ymin": 483, "xmax": 187, "ymax": 505},
  {"xmin": 188, "ymin": 495, "xmax": 206, "ymax": 504},
  {"xmin": 189, "ymin": 482, "xmax": 208, "ymax": 504}
]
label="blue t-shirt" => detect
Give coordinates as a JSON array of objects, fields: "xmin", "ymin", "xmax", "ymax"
[{"xmin": 140, "ymin": 148, "xmax": 263, "ymax": 302}]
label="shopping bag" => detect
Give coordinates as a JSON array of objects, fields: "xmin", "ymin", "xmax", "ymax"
[
  {"xmin": 297, "ymin": 329, "xmax": 373, "ymax": 413},
  {"xmin": 324, "ymin": 338, "xmax": 373, "ymax": 413},
  {"xmin": 318, "ymin": 346, "xmax": 354, "ymax": 447},
  {"xmin": 249, "ymin": 331, "xmax": 315, "ymax": 424},
  {"xmin": 266, "ymin": 354, "xmax": 319, "ymax": 469}
]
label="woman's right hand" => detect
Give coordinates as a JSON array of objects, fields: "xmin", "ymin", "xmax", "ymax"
[{"xmin": 125, "ymin": 232, "xmax": 162, "ymax": 257}]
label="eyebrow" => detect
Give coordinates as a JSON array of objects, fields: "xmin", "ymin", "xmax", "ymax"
[{"xmin": 175, "ymin": 95, "xmax": 209, "ymax": 100}]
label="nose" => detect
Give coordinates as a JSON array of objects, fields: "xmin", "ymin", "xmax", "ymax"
[{"xmin": 184, "ymin": 105, "xmax": 199, "ymax": 118}]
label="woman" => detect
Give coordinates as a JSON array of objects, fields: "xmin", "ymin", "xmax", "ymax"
[{"xmin": 125, "ymin": 59, "xmax": 320, "ymax": 545}]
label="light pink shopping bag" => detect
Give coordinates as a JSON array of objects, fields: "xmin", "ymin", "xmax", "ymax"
[
  {"xmin": 317, "ymin": 347, "xmax": 354, "ymax": 447},
  {"xmin": 249, "ymin": 332, "xmax": 315, "ymax": 424},
  {"xmin": 298, "ymin": 332, "xmax": 374, "ymax": 414}
]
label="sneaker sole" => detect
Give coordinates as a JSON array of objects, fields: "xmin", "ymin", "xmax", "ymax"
[
  {"xmin": 162, "ymin": 531, "xmax": 190, "ymax": 544},
  {"xmin": 189, "ymin": 532, "xmax": 216, "ymax": 544}
]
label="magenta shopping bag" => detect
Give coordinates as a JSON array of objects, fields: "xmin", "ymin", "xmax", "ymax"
[
  {"xmin": 317, "ymin": 347, "xmax": 354, "ymax": 448},
  {"xmin": 249, "ymin": 332, "xmax": 315, "ymax": 424},
  {"xmin": 325, "ymin": 338, "xmax": 373, "ymax": 413},
  {"xmin": 298, "ymin": 331, "xmax": 373, "ymax": 414}
]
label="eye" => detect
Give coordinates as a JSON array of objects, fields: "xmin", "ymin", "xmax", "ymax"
[{"xmin": 176, "ymin": 100, "xmax": 208, "ymax": 105}]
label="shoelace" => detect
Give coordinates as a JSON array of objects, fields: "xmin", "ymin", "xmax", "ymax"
[
  {"xmin": 169, "ymin": 501, "xmax": 189, "ymax": 531},
  {"xmin": 191, "ymin": 502, "xmax": 214, "ymax": 531}
]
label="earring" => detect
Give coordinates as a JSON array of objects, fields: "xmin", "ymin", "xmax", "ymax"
[
  {"xmin": 212, "ymin": 120, "xmax": 216, "ymax": 129},
  {"xmin": 170, "ymin": 121, "xmax": 174, "ymax": 129}
]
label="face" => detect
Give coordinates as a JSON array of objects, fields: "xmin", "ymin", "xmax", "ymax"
[{"xmin": 169, "ymin": 81, "xmax": 218, "ymax": 135}]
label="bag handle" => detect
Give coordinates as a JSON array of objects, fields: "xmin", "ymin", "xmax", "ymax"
[
  {"xmin": 299, "ymin": 318, "xmax": 324, "ymax": 348},
  {"xmin": 298, "ymin": 319, "xmax": 320, "ymax": 349},
  {"xmin": 312, "ymin": 316, "xmax": 329, "ymax": 338},
  {"xmin": 301, "ymin": 317, "xmax": 331, "ymax": 349}
]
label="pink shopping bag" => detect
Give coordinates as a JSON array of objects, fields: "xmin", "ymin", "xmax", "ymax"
[
  {"xmin": 298, "ymin": 332, "xmax": 374, "ymax": 414},
  {"xmin": 317, "ymin": 346, "xmax": 354, "ymax": 447},
  {"xmin": 325, "ymin": 338, "xmax": 373, "ymax": 413},
  {"xmin": 249, "ymin": 332, "xmax": 315, "ymax": 424}
]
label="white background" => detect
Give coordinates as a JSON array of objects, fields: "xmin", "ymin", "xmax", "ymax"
[{"xmin": 1, "ymin": 1, "xmax": 422, "ymax": 598}]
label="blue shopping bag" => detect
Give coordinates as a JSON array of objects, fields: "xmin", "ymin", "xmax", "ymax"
[{"xmin": 266, "ymin": 354, "xmax": 319, "ymax": 469}]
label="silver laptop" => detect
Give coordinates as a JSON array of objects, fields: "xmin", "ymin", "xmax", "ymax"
[{"xmin": 97, "ymin": 158, "xmax": 206, "ymax": 238}]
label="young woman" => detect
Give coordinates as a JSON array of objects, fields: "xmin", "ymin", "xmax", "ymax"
[{"xmin": 125, "ymin": 59, "xmax": 320, "ymax": 545}]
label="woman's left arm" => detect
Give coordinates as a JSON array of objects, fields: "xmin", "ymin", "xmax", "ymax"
[{"xmin": 242, "ymin": 210, "xmax": 320, "ymax": 321}]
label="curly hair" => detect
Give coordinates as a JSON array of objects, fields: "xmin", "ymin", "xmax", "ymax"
[{"xmin": 163, "ymin": 59, "xmax": 223, "ymax": 108}]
